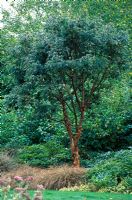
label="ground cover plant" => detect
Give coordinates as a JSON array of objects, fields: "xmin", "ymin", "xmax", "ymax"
[{"xmin": 86, "ymin": 149, "xmax": 132, "ymax": 194}]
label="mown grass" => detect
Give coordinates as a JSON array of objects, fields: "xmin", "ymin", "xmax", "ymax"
[
  {"xmin": 1, "ymin": 190, "xmax": 132, "ymax": 200},
  {"xmin": 32, "ymin": 190, "xmax": 132, "ymax": 200}
]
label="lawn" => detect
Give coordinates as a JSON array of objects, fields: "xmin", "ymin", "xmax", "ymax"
[
  {"xmin": 35, "ymin": 190, "xmax": 132, "ymax": 200},
  {"xmin": 1, "ymin": 189, "xmax": 132, "ymax": 200}
]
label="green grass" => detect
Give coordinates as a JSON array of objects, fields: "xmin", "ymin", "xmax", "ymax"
[
  {"xmin": 1, "ymin": 190, "xmax": 131, "ymax": 200},
  {"xmin": 36, "ymin": 190, "xmax": 131, "ymax": 200}
]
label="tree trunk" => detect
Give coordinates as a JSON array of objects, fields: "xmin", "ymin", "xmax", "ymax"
[{"xmin": 71, "ymin": 139, "xmax": 80, "ymax": 167}]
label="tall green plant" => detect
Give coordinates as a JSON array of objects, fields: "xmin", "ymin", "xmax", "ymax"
[{"xmin": 5, "ymin": 17, "xmax": 128, "ymax": 167}]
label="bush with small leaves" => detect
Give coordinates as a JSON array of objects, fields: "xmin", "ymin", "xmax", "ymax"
[
  {"xmin": 86, "ymin": 149, "xmax": 132, "ymax": 193},
  {"xmin": 18, "ymin": 142, "xmax": 71, "ymax": 168}
]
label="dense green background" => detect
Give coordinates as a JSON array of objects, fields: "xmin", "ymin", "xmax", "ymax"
[{"xmin": 0, "ymin": 0, "xmax": 131, "ymax": 194}]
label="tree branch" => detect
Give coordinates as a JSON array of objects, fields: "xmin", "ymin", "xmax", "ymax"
[
  {"xmin": 86, "ymin": 67, "xmax": 110, "ymax": 108},
  {"xmin": 59, "ymin": 95, "xmax": 73, "ymax": 141},
  {"xmin": 71, "ymin": 75, "xmax": 81, "ymax": 110},
  {"xmin": 74, "ymin": 75, "xmax": 85, "ymax": 145},
  {"xmin": 65, "ymin": 101, "xmax": 74, "ymax": 113},
  {"xmin": 71, "ymin": 97, "xmax": 78, "ymax": 131},
  {"xmin": 61, "ymin": 73, "xmax": 78, "ymax": 131}
]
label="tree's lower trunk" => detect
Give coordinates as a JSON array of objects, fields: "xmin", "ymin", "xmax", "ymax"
[
  {"xmin": 71, "ymin": 139, "xmax": 80, "ymax": 168},
  {"xmin": 72, "ymin": 146, "xmax": 80, "ymax": 167}
]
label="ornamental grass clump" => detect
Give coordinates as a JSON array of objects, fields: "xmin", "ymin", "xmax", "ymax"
[
  {"xmin": 2, "ymin": 165, "xmax": 86, "ymax": 189},
  {"xmin": 0, "ymin": 153, "xmax": 17, "ymax": 173},
  {"xmin": 0, "ymin": 176, "xmax": 44, "ymax": 200}
]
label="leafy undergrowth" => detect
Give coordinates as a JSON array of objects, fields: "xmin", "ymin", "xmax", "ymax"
[{"xmin": 86, "ymin": 149, "xmax": 132, "ymax": 194}]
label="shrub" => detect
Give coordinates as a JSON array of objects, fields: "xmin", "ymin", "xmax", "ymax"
[
  {"xmin": 81, "ymin": 151, "xmax": 115, "ymax": 168},
  {"xmin": 0, "ymin": 152, "xmax": 17, "ymax": 173},
  {"xmin": 1, "ymin": 165, "xmax": 86, "ymax": 190},
  {"xmin": 5, "ymin": 135, "xmax": 31, "ymax": 150},
  {"xmin": 98, "ymin": 177, "xmax": 132, "ymax": 194},
  {"xmin": 86, "ymin": 149, "xmax": 132, "ymax": 193},
  {"xmin": 18, "ymin": 142, "xmax": 71, "ymax": 167}
]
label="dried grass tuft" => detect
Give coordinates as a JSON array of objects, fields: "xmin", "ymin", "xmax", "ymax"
[{"xmin": 2, "ymin": 165, "xmax": 87, "ymax": 189}]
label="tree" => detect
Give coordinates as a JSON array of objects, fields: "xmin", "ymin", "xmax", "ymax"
[{"xmin": 6, "ymin": 17, "xmax": 128, "ymax": 167}]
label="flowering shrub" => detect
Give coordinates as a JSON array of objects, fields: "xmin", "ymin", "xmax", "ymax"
[{"xmin": 0, "ymin": 176, "xmax": 44, "ymax": 200}]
